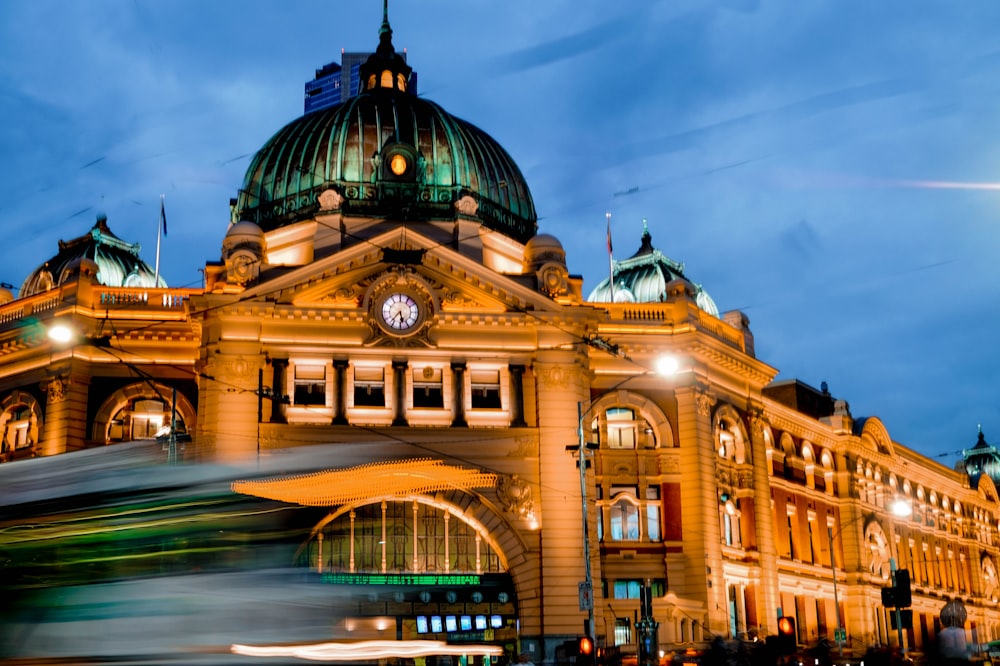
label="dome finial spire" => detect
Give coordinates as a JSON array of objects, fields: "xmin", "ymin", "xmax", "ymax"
[{"xmin": 381, "ymin": 0, "xmax": 390, "ymax": 36}]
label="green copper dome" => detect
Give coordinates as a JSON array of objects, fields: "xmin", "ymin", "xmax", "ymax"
[
  {"xmin": 20, "ymin": 215, "xmax": 167, "ymax": 298},
  {"xmin": 235, "ymin": 13, "xmax": 536, "ymax": 243},
  {"xmin": 587, "ymin": 223, "xmax": 719, "ymax": 317}
]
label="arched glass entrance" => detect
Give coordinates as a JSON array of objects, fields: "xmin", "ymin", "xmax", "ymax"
[{"xmin": 302, "ymin": 498, "xmax": 505, "ymax": 575}]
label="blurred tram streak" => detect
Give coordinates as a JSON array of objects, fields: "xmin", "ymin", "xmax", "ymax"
[{"xmin": 0, "ymin": 441, "xmax": 333, "ymax": 662}]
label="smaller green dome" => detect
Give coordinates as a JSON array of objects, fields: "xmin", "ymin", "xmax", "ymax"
[
  {"xmin": 20, "ymin": 215, "xmax": 166, "ymax": 298},
  {"xmin": 587, "ymin": 222, "xmax": 718, "ymax": 316}
]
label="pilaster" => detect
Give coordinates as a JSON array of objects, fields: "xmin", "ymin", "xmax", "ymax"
[
  {"xmin": 674, "ymin": 383, "xmax": 727, "ymax": 635},
  {"xmin": 42, "ymin": 372, "xmax": 89, "ymax": 455},
  {"xmin": 748, "ymin": 406, "xmax": 780, "ymax": 635},
  {"xmin": 532, "ymin": 350, "xmax": 603, "ymax": 649}
]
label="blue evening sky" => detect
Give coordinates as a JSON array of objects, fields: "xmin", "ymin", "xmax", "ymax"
[{"xmin": 0, "ymin": 1, "xmax": 997, "ymax": 463}]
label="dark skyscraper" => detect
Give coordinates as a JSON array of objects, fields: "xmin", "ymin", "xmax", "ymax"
[{"xmin": 304, "ymin": 50, "xmax": 417, "ymax": 113}]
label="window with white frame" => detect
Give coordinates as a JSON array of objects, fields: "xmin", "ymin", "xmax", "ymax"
[
  {"xmin": 645, "ymin": 486, "xmax": 661, "ymax": 541},
  {"xmin": 294, "ymin": 364, "xmax": 327, "ymax": 406},
  {"xmin": 412, "ymin": 367, "xmax": 443, "ymax": 408},
  {"xmin": 470, "ymin": 369, "xmax": 501, "ymax": 409},
  {"xmin": 607, "ymin": 407, "xmax": 637, "ymax": 449},
  {"xmin": 354, "ymin": 366, "xmax": 386, "ymax": 407},
  {"xmin": 609, "ymin": 486, "xmax": 641, "ymax": 541}
]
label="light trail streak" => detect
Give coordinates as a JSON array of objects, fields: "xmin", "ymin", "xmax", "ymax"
[{"xmin": 232, "ymin": 639, "xmax": 504, "ymax": 661}]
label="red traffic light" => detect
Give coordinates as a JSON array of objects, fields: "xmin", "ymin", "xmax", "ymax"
[{"xmin": 578, "ymin": 635, "xmax": 595, "ymax": 656}]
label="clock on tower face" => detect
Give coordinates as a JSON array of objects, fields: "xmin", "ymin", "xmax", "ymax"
[{"xmin": 381, "ymin": 292, "xmax": 420, "ymax": 331}]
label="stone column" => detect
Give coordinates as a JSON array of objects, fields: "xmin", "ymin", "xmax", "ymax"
[
  {"xmin": 532, "ymin": 351, "xmax": 602, "ymax": 647},
  {"xmin": 451, "ymin": 362, "xmax": 467, "ymax": 427},
  {"xmin": 198, "ymin": 351, "xmax": 263, "ymax": 462},
  {"xmin": 332, "ymin": 359, "xmax": 349, "ymax": 425},
  {"xmin": 748, "ymin": 407, "xmax": 780, "ymax": 636},
  {"xmin": 269, "ymin": 359, "xmax": 288, "ymax": 424},
  {"xmin": 509, "ymin": 364, "xmax": 526, "ymax": 427},
  {"xmin": 41, "ymin": 373, "xmax": 88, "ymax": 456},
  {"xmin": 674, "ymin": 383, "xmax": 727, "ymax": 635},
  {"xmin": 392, "ymin": 360, "xmax": 408, "ymax": 427}
]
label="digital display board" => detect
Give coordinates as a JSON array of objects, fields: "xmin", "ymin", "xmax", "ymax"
[
  {"xmin": 431, "ymin": 616, "xmax": 443, "ymax": 633},
  {"xmin": 321, "ymin": 573, "xmax": 481, "ymax": 586},
  {"xmin": 475, "ymin": 615, "xmax": 487, "ymax": 630},
  {"xmin": 460, "ymin": 616, "xmax": 472, "ymax": 631},
  {"xmin": 491, "ymin": 615, "xmax": 503, "ymax": 628},
  {"xmin": 445, "ymin": 616, "xmax": 458, "ymax": 632},
  {"xmin": 416, "ymin": 616, "xmax": 429, "ymax": 634}
]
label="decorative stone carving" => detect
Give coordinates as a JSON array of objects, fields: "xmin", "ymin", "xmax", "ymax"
[
  {"xmin": 214, "ymin": 356, "xmax": 256, "ymax": 382},
  {"xmin": 696, "ymin": 390, "xmax": 715, "ymax": 418},
  {"xmin": 44, "ymin": 376, "xmax": 67, "ymax": 404},
  {"xmin": 748, "ymin": 408, "xmax": 767, "ymax": 438},
  {"xmin": 455, "ymin": 195, "xmax": 478, "ymax": 217},
  {"xmin": 537, "ymin": 262, "xmax": 568, "ymax": 298},
  {"xmin": 319, "ymin": 285, "xmax": 362, "ymax": 305},
  {"xmin": 442, "ymin": 291, "xmax": 479, "ymax": 307},
  {"xmin": 536, "ymin": 364, "xmax": 571, "ymax": 389},
  {"xmin": 510, "ymin": 436, "xmax": 538, "ymax": 457},
  {"xmin": 496, "ymin": 474, "xmax": 534, "ymax": 517},
  {"xmin": 317, "ymin": 188, "xmax": 344, "ymax": 212}
]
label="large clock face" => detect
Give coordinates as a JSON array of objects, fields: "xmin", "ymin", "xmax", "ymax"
[{"xmin": 381, "ymin": 292, "xmax": 420, "ymax": 331}]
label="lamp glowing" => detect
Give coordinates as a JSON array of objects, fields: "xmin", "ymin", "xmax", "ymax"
[
  {"xmin": 890, "ymin": 499, "xmax": 912, "ymax": 518},
  {"xmin": 655, "ymin": 355, "xmax": 680, "ymax": 376},
  {"xmin": 48, "ymin": 324, "xmax": 74, "ymax": 344}
]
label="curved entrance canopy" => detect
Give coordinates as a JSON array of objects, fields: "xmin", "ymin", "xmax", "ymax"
[{"xmin": 231, "ymin": 458, "xmax": 497, "ymax": 505}]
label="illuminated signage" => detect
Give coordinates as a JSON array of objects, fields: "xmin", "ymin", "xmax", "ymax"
[
  {"xmin": 445, "ymin": 616, "xmax": 458, "ymax": 632},
  {"xmin": 416, "ymin": 617, "xmax": 429, "ymax": 634},
  {"xmin": 321, "ymin": 573, "xmax": 482, "ymax": 586}
]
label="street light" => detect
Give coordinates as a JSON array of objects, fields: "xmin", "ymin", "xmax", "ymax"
[{"xmin": 828, "ymin": 498, "xmax": 912, "ymax": 656}]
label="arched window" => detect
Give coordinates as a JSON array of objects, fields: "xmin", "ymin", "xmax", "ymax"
[
  {"xmin": 592, "ymin": 407, "xmax": 656, "ymax": 449},
  {"xmin": 302, "ymin": 498, "xmax": 506, "ymax": 576},
  {"xmin": 608, "ymin": 486, "xmax": 641, "ymax": 541}
]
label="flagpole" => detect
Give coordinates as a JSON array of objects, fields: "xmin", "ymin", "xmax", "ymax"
[
  {"xmin": 154, "ymin": 194, "xmax": 164, "ymax": 286},
  {"xmin": 606, "ymin": 211, "xmax": 615, "ymax": 303}
]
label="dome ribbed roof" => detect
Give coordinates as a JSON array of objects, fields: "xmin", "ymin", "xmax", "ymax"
[
  {"xmin": 235, "ymin": 15, "xmax": 536, "ymax": 243},
  {"xmin": 587, "ymin": 222, "xmax": 719, "ymax": 316},
  {"xmin": 20, "ymin": 215, "xmax": 166, "ymax": 298},
  {"xmin": 963, "ymin": 428, "xmax": 1000, "ymax": 486}
]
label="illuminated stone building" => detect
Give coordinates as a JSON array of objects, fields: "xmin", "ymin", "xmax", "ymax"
[{"xmin": 2, "ymin": 10, "xmax": 999, "ymax": 663}]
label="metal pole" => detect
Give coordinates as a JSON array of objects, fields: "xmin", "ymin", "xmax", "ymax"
[
  {"xmin": 828, "ymin": 525, "xmax": 843, "ymax": 656},
  {"xmin": 891, "ymin": 559, "xmax": 905, "ymax": 654},
  {"xmin": 578, "ymin": 401, "xmax": 595, "ymax": 638}
]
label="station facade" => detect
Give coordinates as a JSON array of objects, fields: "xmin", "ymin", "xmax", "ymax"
[{"xmin": 1, "ymin": 10, "xmax": 998, "ymax": 663}]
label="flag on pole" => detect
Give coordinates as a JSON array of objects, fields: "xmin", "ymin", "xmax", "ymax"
[
  {"xmin": 605, "ymin": 211, "xmax": 615, "ymax": 303},
  {"xmin": 606, "ymin": 211, "xmax": 612, "ymax": 255},
  {"xmin": 159, "ymin": 195, "xmax": 167, "ymax": 236}
]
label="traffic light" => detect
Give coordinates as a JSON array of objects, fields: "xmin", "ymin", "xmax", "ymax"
[
  {"xmin": 578, "ymin": 635, "xmax": 596, "ymax": 666},
  {"xmin": 894, "ymin": 569, "xmax": 912, "ymax": 608},
  {"xmin": 775, "ymin": 615, "xmax": 797, "ymax": 655}
]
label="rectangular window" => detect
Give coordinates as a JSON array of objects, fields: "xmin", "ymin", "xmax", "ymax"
[
  {"xmin": 645, "ymin": 486, "xmax": 661, "ymax": 542},
  {"xmin": 607, "ymin": 407, "xmax": 637, "ymax": 449},
  {"xmin": 294, "ymin": 364, "xmax": 326, "ymax": 406},
  {"xmin": 613, "ymin": 579, "xmax": 642, "ymax": 599},
  {"xmin": 787, "ymin": 514, "xmax": 797, "ymax": 560},
  {"xmin": 354, "ymin": 366, "xmax": 385, "ymax": 407},
  {"xmin": 614, "ymin": 618, "xmax": 631, "ymax": 646},
  {"xmin": 412, "ymin": 367, "xmax": 443, "ymax": 408},
  {"xmin": 470, "ymin": 370, "xmax": 501, "ymax": 409}
]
